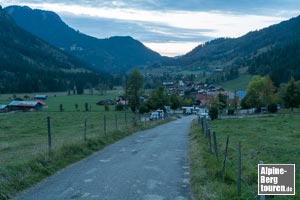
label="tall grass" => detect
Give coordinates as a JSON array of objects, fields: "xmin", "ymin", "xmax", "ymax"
[{"xmin": 190, "ymin": 114, "xmax": 300, "ymax": 200}]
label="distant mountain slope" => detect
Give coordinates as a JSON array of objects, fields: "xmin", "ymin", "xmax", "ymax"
[
  {"xmin": 178, "ymin": 15, "xmax": 300, "ymax": 69},
  {"xmin": 246, "ymin": 40, "xmax": 300, "ymax": 86},
  {"xmin": 0, "ymin": 7, "xmax": 102, "ymax": 93},
  {"xmin": 5, "ymin": 6, "xmax": 163, "ymax": 72}
]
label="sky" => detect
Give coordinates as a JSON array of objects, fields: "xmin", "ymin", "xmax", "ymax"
[{"xmin": 0, "ymin": 0, "xmax": 300, "ymax": 56}]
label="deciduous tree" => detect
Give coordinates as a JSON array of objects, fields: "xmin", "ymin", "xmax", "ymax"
[
  {"xmin": 243, "ymin": 76, "xmax": 276, "ymax": 109},
  {"xmin": 169, "ymin": 92, "xmax": 181, "ymax": 110},
  {"xmin": 283, "ymin": 78, "xmax": 300, "ymax": 111},
  {"xmin": 126, "ymin": 69, "xmax": 144, "ymax": 112}
]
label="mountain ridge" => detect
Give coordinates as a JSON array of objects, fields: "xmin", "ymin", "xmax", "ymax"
[
  {"xmin": 0, "ymin": 8, "xmax": 104, "ymax": 93},
  {"xmin": 178, "ymin": 15, "xmax": 300, "ymax": 69},
  {"xmin": 5, "ymin": 5, "xmax": 163, "ymax": 73}
]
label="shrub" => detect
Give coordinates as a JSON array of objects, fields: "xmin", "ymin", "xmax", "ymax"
[
  {"xmin": 139, "ymin": 103, "xmax": 149, "ymax": 114},
  {"xmin": 267, "ymin": 103, "xmax": 278, "ymax": 113},
  {"xmin": 209, "ymin": 106, "xmax": 218, "ymax": 120},
  {"xmin": 227, "ymin": 108, "xmax": 235, "ymax": 115},
  {"xmin": 59, "ymin": 104, "xmax": 64, "ymax": 112},
  {"xmin": 104, "ymin": 105, "xmax": 110, "ymax": 111},
  {"xmin": 115, "ymin": 104, "xmax": 124, "ymax": 111}
]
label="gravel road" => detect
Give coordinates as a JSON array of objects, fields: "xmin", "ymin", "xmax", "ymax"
[{"xmin": 15, "ymin": 115, "xmax": 196, "ymax": 200}]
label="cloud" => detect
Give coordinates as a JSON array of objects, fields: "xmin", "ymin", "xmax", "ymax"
[
  {"xmin": 1, "ymin": 0, "xmax": 299, "ymax": 56},
  {"xmin": 2, "ymin": 1, "xmax": 286, "ymax": 38},
  {"xmin": 62, "ymin": 15, "xmax": 213, "ymax": 42},
  {"xmin": 3, "ymin": 0, "xmax": 300, "ymax": 14}
]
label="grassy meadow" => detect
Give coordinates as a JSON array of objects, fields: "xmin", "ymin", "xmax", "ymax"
[
  {"xmin": 190, "ymin": 114, "xmax": 300, "ymax": 200},
  {"xmin": 0, "ymin": 87, "xmax": 123, "ymax": 111},
  {"xmin": 217, "ymin": 74, "xmax": 252, "ymax": 92},
  {"xmin": 0, "ymin": 88, "xmax": 171, "ymax": 199}
]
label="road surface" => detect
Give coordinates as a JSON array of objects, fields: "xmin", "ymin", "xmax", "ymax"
[{"xmin": 15, "ymin": 115, "xmax": 196, "ymax": 200}]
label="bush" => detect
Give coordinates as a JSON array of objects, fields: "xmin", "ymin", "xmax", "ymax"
[
  {"xmin": 115, "ymin": 104, "xmax": 124, "ymax": 111},
  {"xmin": 139, "ymin": 104, "xmax": 149, "ymax": 114},
  {"xmin": 104, "ymin": 105, "xmax": 110, "ymax": 111},
  {"xmin": 209, "ymin": 107, "xmax": 218, "ymax": 120},
  {"xmin": 227, "ymin": 108, "xmax": 235, "ymax": 115},
  {"xmin": 241, "ymin": 98, "xmax": 250, "ymax": 109},
  {"xmin": 267, "ymin": 103, "xmax": 278, "ymax": 113}
]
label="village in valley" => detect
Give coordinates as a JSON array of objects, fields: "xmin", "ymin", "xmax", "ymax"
[{"xmin": 0, "ymin": 79, "xmax": 247, "ymax": 116}]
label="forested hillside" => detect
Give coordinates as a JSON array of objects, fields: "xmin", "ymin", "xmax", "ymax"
[
  {"xmin": 246, "ymin": 41, "xmax": 300, "ymax": 86},
  {"xmin": 173, "ymin": 15, "xmax": 300, "ymax": 85},
  {"xmin": 5, "ymin": 6, "xmax": 163, "ymax": 73},
  {"xmin": 178, "ymin": 15, "xmax": 300, "ymax": 69},
  {"xmin": 0, "ymin": 8, "xmax": 109, "ymax": 93}
]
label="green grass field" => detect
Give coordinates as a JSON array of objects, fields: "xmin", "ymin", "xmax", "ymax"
[
  {"xmin": 0, "ymin": 87, "xmax": 124, "ymax": 111},
  {"xmin": 0, "ymin": 88, "xmax": 171, "ymax": 199},
  {"xmin": 190, "ymin": 114, "xmax": 300, "ymax": 200},
  {"xmin": 0, "ymin": 111, "xmax": 136, "ymax": 166},
  {"xmin": 217, "ymin": 74, "xmax": 252, "ymax": 92}
]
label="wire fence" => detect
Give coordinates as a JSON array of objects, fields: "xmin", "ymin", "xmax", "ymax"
[
  {"xmin": 0, "ymin": 109, "xmax": 170, "ymax": 168},
  {"xmin": 198, "ymin": 116, "xmax": 295, "ymax": 200}
]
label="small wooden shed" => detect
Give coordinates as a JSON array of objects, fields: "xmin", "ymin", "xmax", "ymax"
[{"xmin": 8, "ymin": 101, "xmax": 44, "ymax": 111}]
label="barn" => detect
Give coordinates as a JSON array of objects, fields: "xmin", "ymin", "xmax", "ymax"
[{"xmin": 8, "ymin": 101, "xmax": 45, "ymax": 111}]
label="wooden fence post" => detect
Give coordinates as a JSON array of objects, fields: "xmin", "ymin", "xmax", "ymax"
[
  {"xmin": 139, "ymin": 113, "xmax": 141, "ymax": 126},
  {"xmin": 202, "ymin": 117, "xmax": 204, "ymax": 134},
  {"xmin": 104, "ymin": 114, "xmax": 107, "ymax": 136},
  {"xmin": 47, "ymin": 116, "xmax": 52, "ymax": 153},
  {"xmin": 144, "ymin": 114, "xmax": 147, "ymax": 126},
  {"xmin": 125, "ymin": 110, "xmax": 127, "ymax": 127},
  {"xmin": 207, "ymin": 128, "xmax": 212, "ymax": 151},
  {"xmin": 205, "ymin": 119, "xmax": 209, "ymax": 138},
  {"xmin": 213, "ymin": 131, "xmax": 218, "ymax": 160},
  {"xmin": 84, "ymin": 117, "xmax": 87, "ymax": 141},
  {"xmin": 132, "ymin": 115, "xmax": 137, "ymax": 127},
  {"xmin": 201, "ymin": 118, "xmax": 204, "ymax": 133},
  {"xmin": 237, "ymin": 140, "xmax": 241, "ymax": 197},
  {"xmin": 222, "ymin": 135, "xmax": 230, "ymax": 180},
  {"xmin": 115, "ymin": 113, "xmax": 118, "ymax": 130}
]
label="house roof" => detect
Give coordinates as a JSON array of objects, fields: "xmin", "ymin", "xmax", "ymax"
[
  {"xmin": 9, "ymin": 101, "xmax": 42, "ymax": 107},
  {"xmin": 34, "ymin": 94, "xmax": 47, "ymax": 98}
]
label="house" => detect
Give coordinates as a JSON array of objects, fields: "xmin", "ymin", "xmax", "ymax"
[
  {"xmin": 227, "ymin": 91, "xmax": 246, "ymax": 100},
  {"xmin": 163, "ymin": 82, "xmax": 175, "ymax": 92},
  {"xmin": 196, "ymin": 94, "xmax": 209, "ymax": 106},
  {"xmin": 34, "ymin": 94, "xmax": 47, "ymax": 100},
  {"xmin": 0, "ymin": 105, "xmax": 8, "ymax": 113},
  {"xmin": 115, "ymin": 96, "xmax": 128, "ymax": 105},
  {"xmin": 8, "ymin": 101, "xmax": 44, "ymax": 111},
  {"xmin": 237, "ymin": 91, "xmax": 246, "ymax": 100}
]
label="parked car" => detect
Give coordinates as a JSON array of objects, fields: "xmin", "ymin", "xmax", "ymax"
[
  {"xmin": 156, "ymin": 109, "xmax": 164, "ymax": 118},
  {"xmin": 199, "ymin": 112, "xmax": 210, "ymax": 120},
  {"xmin": 150, "ymin": 111, "xmax": 159, "ymax": 120},
  {"xmin": 186, "ymin": 108, "xmax": 192, "ymax": 115}
]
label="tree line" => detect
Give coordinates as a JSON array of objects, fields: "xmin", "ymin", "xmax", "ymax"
[
  {"xmin": 126, "ymin": 69, "xmax": 187, "ymax": 113},
  {"xmin": 208, "ymin": 75, "xmax": 300, "ymax": 120},
  {"xmin": 246, "ymin": 40, "xmax": 300, "ymax": 86},
  {"xmin": 241, "ymin": 76, "xmax": 300, "ymax": 111}
]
